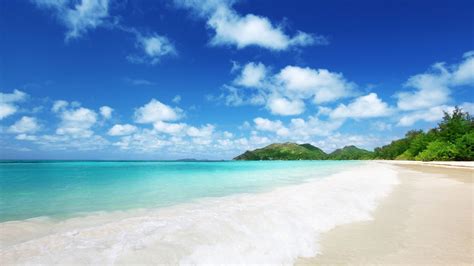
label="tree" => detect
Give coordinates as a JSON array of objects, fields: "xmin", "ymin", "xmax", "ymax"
[
  {"xmin": 407, "ymin": 130, "xmax": 436, "ymax": 158},
  {"xmin": 454, "ymin": 132, "xmax": 474, "ymax": 161},
  {"xmin": 416, "ymin": 140, "xmax": 457, "ymax": 161},
  {"xmin": 437, "ymin": 106, "xmax": 473, "ymax": 143}
]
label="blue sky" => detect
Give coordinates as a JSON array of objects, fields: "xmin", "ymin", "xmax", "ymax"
[{"xmin": 1, "ymin": 0, "xmax": 473, "ymax": 159}]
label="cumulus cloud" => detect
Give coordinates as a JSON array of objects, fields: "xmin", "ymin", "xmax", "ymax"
[
  {"xmin": 396, "ymin": 52, "xmax": 474, "ymax": 111},
  {"xmin": 253, "ymin": 116, "xmax": 344, "ymax": 140},
  {"xmin": 330, "ymin": 93, "xmax": 393, "ymax": 119},
  {"xmin": 99, "ymin": 106, "xmax": 113, "ymax": 119},
  {"xmin": 134, "ymin": 99, "xmax": 182, "ymax": 124},
  {"xmin": 128, "ymin": 34, "xmax": 177, "ymax": 65},
  {"xmin": 174, "ymin": 0, "xmax": 325, "ymax": 50},
  {"xmin": 8, "ymin": 116, "xmax": 40, "ymax": 134},
  {"xmin": 153, "ymin": 121, "xmax": 187, "ymax": 135},
  {"xmin": 56, "ymin": 107, "xmax": 98, "ymax": 138},
  {"xmin": 234, "ymin": 62, "xmax": 267, "ymax": 88},
  {"xmin": 216, "ymin": 62, "xmax": 356, "ymax": 116},
  {"xmin": 187, "ymin": 124, "xmax": 214, "ymax": 138},
  {"xmin": 397, "ymin": 102, "xmax": 474, "ymax": 127},
  {"xmin": 253, "ymin": 117, "xmax": 289, "ymax": 136},
  {"xmin": 266, "ymin": 96, "xmax": 305, "ymax": 116},
  {"xmin": 287, "ymin": 116, "xmax": 344, "ymax": 138},
  {"xmin": 0, "ymin": 89, "xmax": 27, "ymax": 120},
  {"xmin": 108, "ymin": 124, "xmax": 137, "ymax": 136},
  {"xmin": 276, "ymin": 66, "xmax": 355, "ymax": 104},
  {"xmin": 32, "ymin": 0, "xmax": 111, "ymax": 41}
]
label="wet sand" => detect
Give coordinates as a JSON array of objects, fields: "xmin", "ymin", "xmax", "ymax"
[{"xmin": 297, "ymin": 162, "xmax": 473, "ymax": 265}]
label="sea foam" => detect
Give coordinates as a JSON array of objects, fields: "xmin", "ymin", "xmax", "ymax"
[{"xmin": 0, "ymin": 162, "xmax": 399, "ymax": 265}]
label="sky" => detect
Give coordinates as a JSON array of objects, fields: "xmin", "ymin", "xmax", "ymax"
[{"xmin": 0, "ymin": 0, "xmax": 473, "ymax": 160}]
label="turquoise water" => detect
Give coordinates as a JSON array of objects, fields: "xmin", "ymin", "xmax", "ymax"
[{"xmin": 0, "ymin": 160, "xmax": 360, "ymax": 222}]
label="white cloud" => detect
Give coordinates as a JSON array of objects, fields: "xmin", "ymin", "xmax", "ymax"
[
  {"xmin": 397, "ymin": 105, "xmax": 454, "ymax": 127},
  {"xmin": 0, "ymin": 104, "xmax": 17, "ymax": 120},
  {"xmin": 8, "ymin": 116, "xmax": 40, "ymax": 134},
  {"xmin": 215, "ymin": 85, "xmax": 266, "ymax": 107},
  {"xmin": 52, "ymin": 100, "xmax": 69, "ymax": 112},
  {"xmin": 113, "ymin": 129, "xmax": 170, "ymax": 151},
  {"xmin": 266, "ymin": 96, "xmax": 305, "ymax": 116},
  {"xmin": 234, "ymin": 62, "xmax": 267, "ymax": 88},
  {"xmin": 452, "ymin": 51, "xmax": 474, "ymax": 86},
  {"xmin": 153, "ymin": 121, "xmax": 186, "ymax": 135},
  {"xmin": 56, "ymin": 107, "xmax": 98, "ymax": 137},
  {"xmin": 108, "ymin": 124, "xmax": 137, "ymax": 136},
  {"xmin": 187, "ymin": 124, "xmax": 214, "ymax": 138},
  {"xmin": 397, "ymin": 102, "xmax": 474, "ymax": 127},
  {"xmin": 396, "ymin": 52, "xmax": 474, "ymax": 111},
  {"xmin": 253, "ymin": 117, "xmax": 289, "ymax": 136},
  {"xmin": 0, "ymin": 89, "xmax": 27, "ymax": 120},
  {"xmin": 396, "ymin": 63, "xmax": 451, "ymax": 111},
  {"xmin": 174, "ymin": 0, "xmax": 324, "ymax": 51},
  {"xmin": 33, "ymin": 0, "xmax": 111, "ymax": 41},
  {"xmin": 217, "ymin": 63, "xmax": 357, "ymax": 116},
  {"xmin": 16, "ymin": 134, "xmax": 38, "ymax": 141},
  {"xmin": 252, "ymin": 115, "xmax": 344, "ymax": 141},
  {"xmin": 34, "ymin": 134, "xmax": 109, "ymax": 151},
  {"xmin": 99, "ymin": 106, "xmax": 113, "ymax": 119},
  {"xmin": 134, "ymin": 99, "xmax": 182, "ymax": 124},
  {"xmin": 128, "ymin": 34, "xmax": 177, "ymax": 65},
  {"xmin": 0, "ymin": 89, "xmax": 27, "ymax": 103},
  {"xmin": 330, "ymin": 93, "xmax": 393, "ymax": 119},
  {"xmin": 288, "ymin": 116, "xmax": 344, "ymax": 138},
  {"xmin": 276, "ymin": 66, "xmax": 355, "ymax": 104}
]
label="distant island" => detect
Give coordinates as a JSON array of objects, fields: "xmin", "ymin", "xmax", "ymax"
[
  {"xmin": 234, "ymin": 143, "xmax": 373, "ymax": 160},
  {"xmin": 235, "ymin": 107, "xmax": 473, "ymax": 161}
]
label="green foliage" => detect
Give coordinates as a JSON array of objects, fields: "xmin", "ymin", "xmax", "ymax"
[
  {"xmin": 234, "ymin": 143, "xmax": 373, "ymax": 160},
  {"xmin": 415, "ymin": 140, "xmax": 457, "ymax": 161},
  {"xmin": 454, "ymin": 132, "xmax": 474, "ymax": 161},
  {"xmin": 234, "ymin": 143, "xmax": 327, "ymax": 160},
  {"xmin": 328, "ymin": 145, "xmax": 374, "ymax": 160},
  {"xmin": 406, "ymin": 130, "xmax": 436, "ymax": 158},
  {"xmin": 373, "ymin": 107, "xmax": 473, "ymax": 161},
  {"xmin": 396, "ymin": 150, "xmax": 414, "ymax": 160},
  {"xmin": 437, "ymin": 107, "xmax": 473, "ymax": 143}
]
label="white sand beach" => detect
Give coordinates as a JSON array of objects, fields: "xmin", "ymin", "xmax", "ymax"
[{"xmin": 297, "ymin": 161, "xmax": 473, "ymax": 265}]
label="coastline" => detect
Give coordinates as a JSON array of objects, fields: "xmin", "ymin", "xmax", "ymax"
[
  {"xmin": 0, "ymin": 162, "xmax": 398, "ymax": 264},
  {"xmin": 297, "ymin": 161, "xmax": 473, "ymax": 264}
]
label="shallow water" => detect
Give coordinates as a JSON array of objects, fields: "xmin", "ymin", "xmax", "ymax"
[
  {"xmin": 0, "ymin": 161, "xmax": 399, "ymax": 264},
  {"xmin": 0, "ymin": 160, "xmax": 358, "ymax": 222}
]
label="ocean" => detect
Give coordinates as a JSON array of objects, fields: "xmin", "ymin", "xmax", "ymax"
[{"xmin": 0, "ymin": 160, "xmax": 398, "ymax": 264}]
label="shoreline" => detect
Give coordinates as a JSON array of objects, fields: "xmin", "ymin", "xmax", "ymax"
[
  {"xmin": 1, "ymin": 161, "xmax": 472, "ymax": 264},
  {"xmin": 297, "ymin": 161, "xmax": 473, "ymax": 264},
  {"xmin": 0, "ymin": 162, "xmax": 397, "ymax": 264},
  {"xmin": 373, "ymin": 160, "xmax": 474, "ymax": 169}
]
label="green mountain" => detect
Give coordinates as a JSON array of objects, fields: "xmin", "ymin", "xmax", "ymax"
[
  {"xmin": 234, "ymin": 142, "xmax": 327, "ymax": 160},
  {"xmin": 327, "ymin": 145, "xmax": 374, "ymax": 160}
]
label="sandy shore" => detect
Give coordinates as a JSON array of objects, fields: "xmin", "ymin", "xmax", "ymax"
[{"xmin": 297, "ymin": 161, "xmax": 473, "ymax": 265}]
